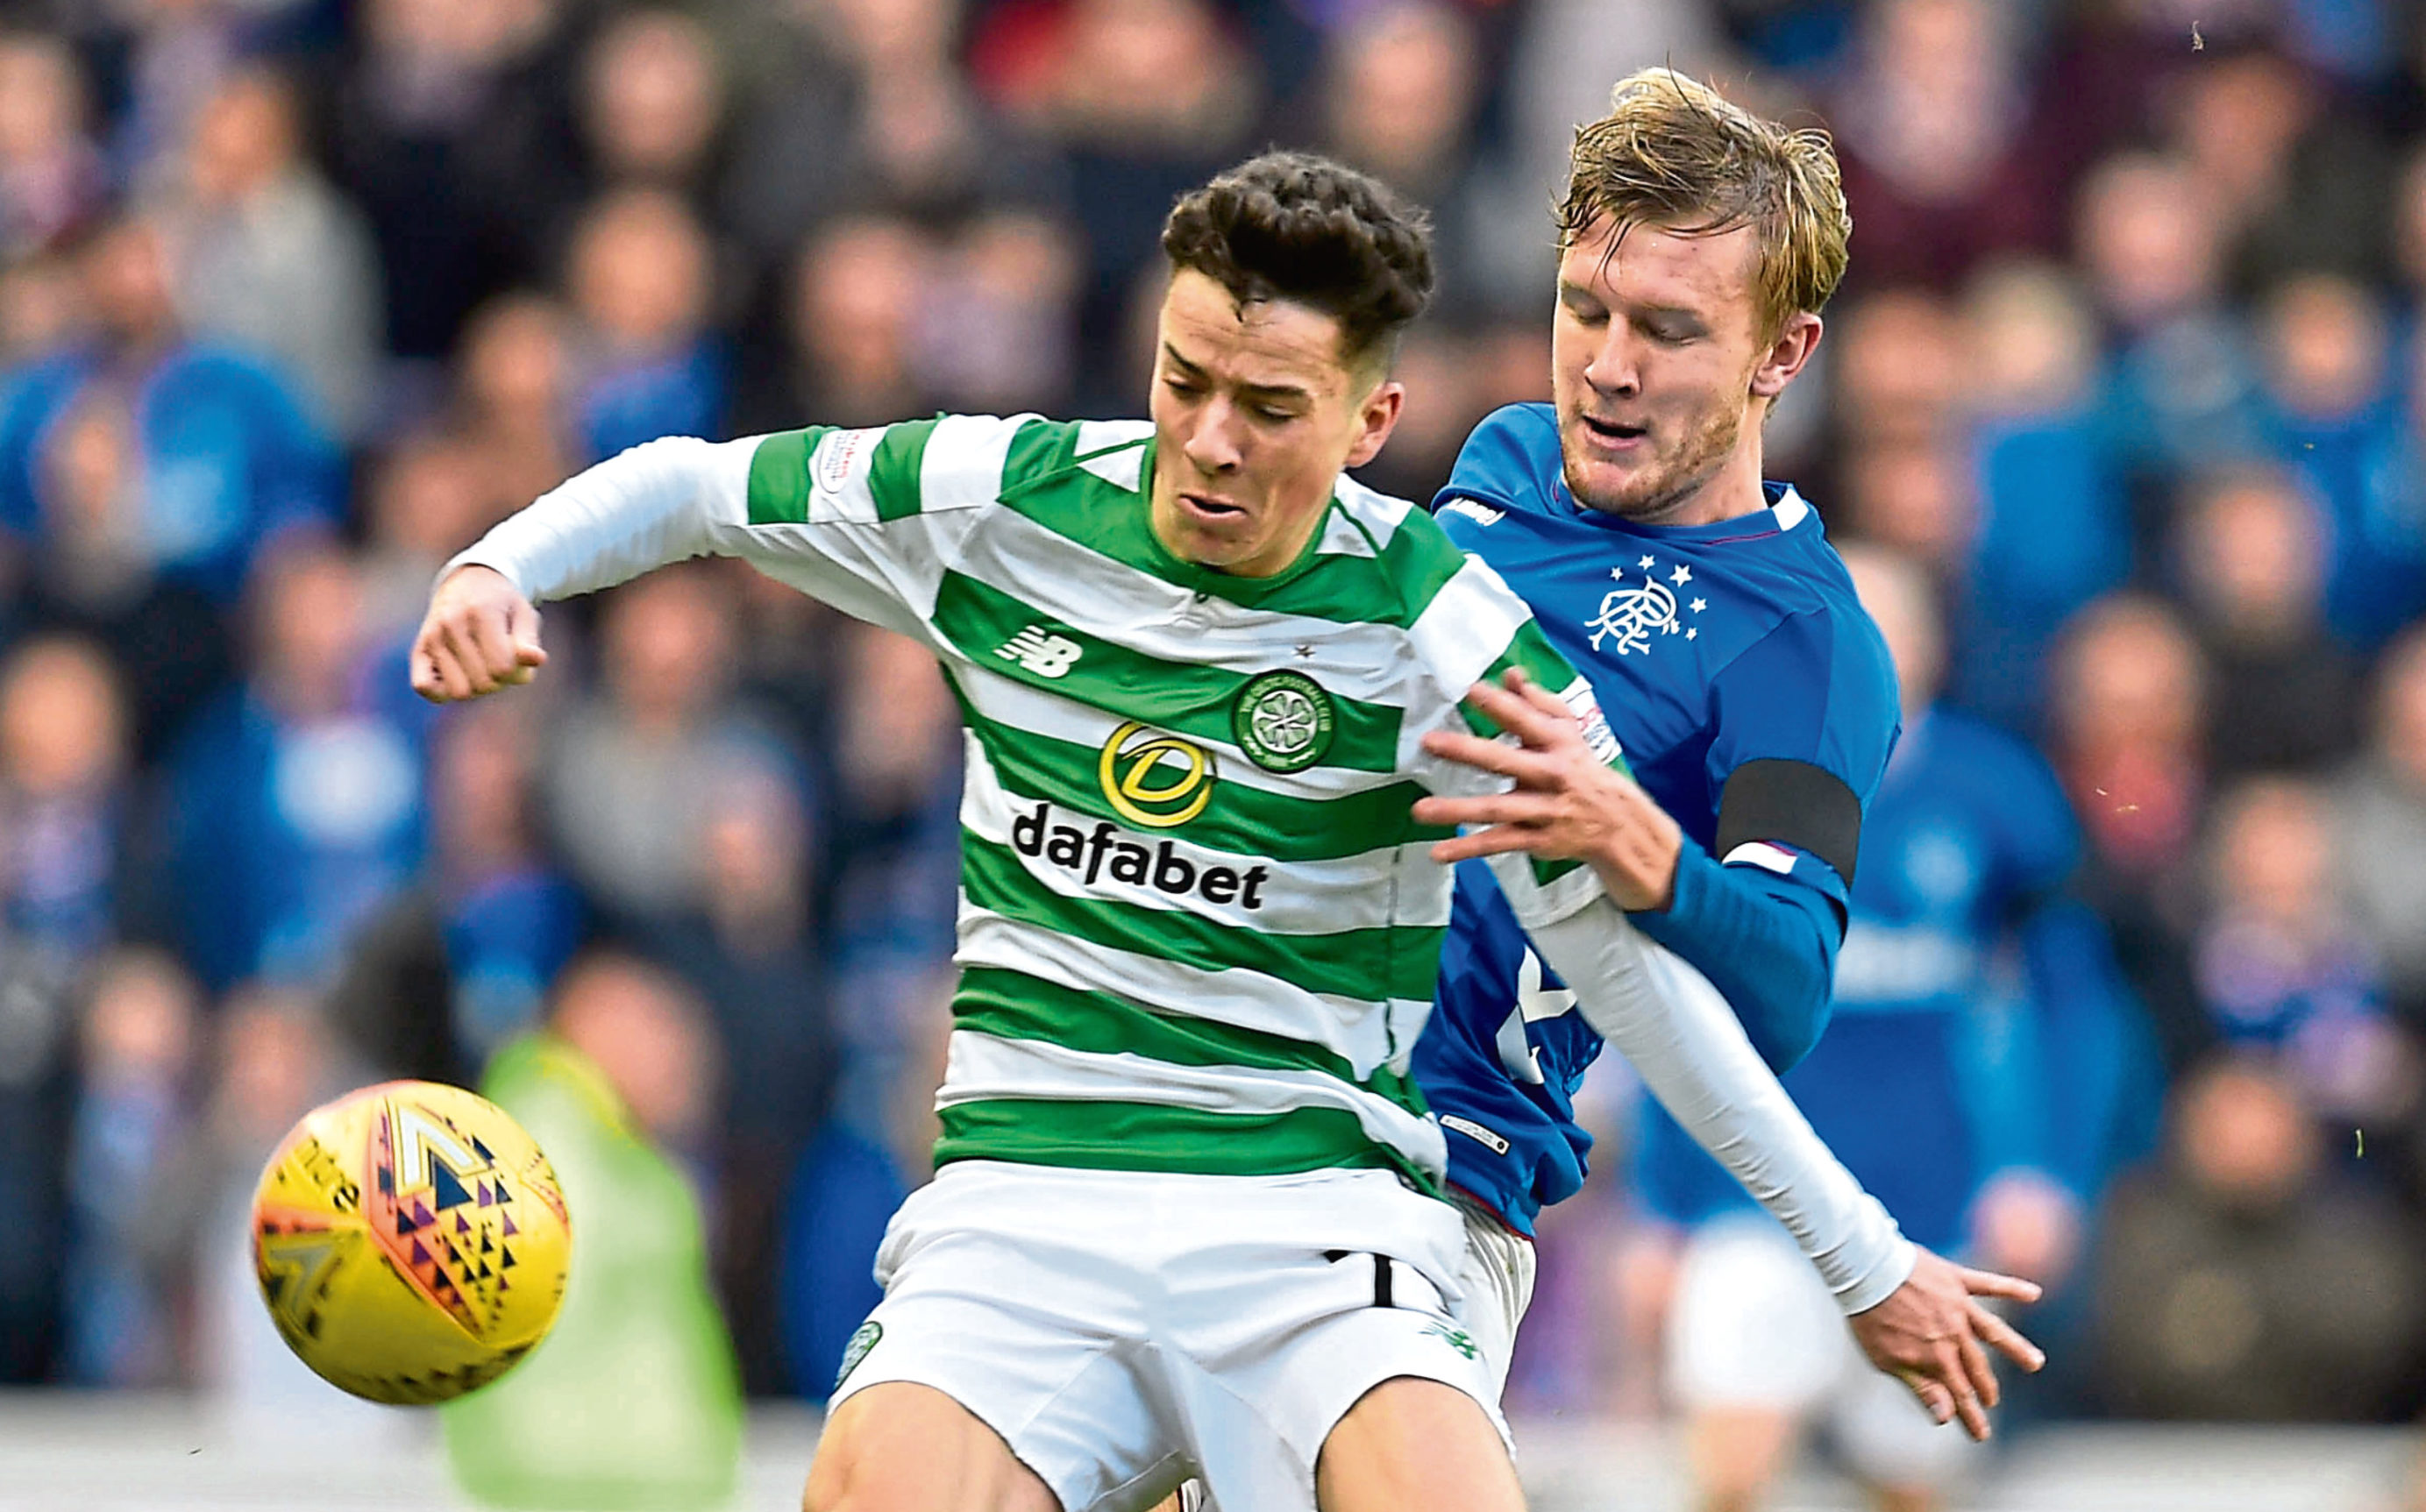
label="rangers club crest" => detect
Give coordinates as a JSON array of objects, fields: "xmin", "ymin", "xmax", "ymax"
[{"xmin": 1588, "ymin": 556, "xmax": 1708, "ymax": 657}]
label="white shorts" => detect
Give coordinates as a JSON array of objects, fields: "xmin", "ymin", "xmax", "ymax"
[
  {"xmin": 1447, "ymin": 1194, "xmax": 1537, "ymax": 1404},
  {"xmin": 831, "ymin": 1161, "xmax": 1509, "ymax": 1512},
  {"xmin": 1666, "ymin": 1214, "xmax": 1984, "ymax": 1491}
]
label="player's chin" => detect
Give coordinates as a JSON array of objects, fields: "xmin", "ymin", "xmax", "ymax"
[
  {"xmin": 1564, "ymin": 455, "xmax": 1652, "ymax": 513},
  {"xmin": 1170, "ymin": 522, "xmax": 1260, "ymax": 568}
]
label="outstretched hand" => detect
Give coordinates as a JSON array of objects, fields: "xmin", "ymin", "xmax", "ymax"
[
  {"xmin": 410, "ymin": 564, "xmax": 547, "ymax": 703},
  {"xmin": 1849, "ymin": 1246, "xmax": 2045, "ymax": 1442},
  {"xmin": 1412, "ymin": 670, "xmax": 1684, "ymax": 912}
]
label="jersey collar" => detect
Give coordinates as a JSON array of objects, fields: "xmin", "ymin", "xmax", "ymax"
[{"xmin": 1553, "ymin": 479, "xmax": 1815, "ymax": 544}]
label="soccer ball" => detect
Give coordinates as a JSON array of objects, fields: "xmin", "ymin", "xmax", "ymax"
[{"xmin": 252, "ymin": 1079, "xmax": 573, "ymax": 1405}]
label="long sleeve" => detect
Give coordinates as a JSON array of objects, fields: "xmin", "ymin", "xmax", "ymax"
[
  {"xmin": 1632, "ymin": 836, "xmax": 1842, "ymax": 1071},
  {"xmin": 1497, "ymin": 858, "xmax": 1917, "ymax": 1313},
  {"xmin": 444, "ymin": 418, "xmax": 1035, "ymax": 642},
  {"xmin": 446, "ymin": 434, "xmax": 753, "ymax": 605}
]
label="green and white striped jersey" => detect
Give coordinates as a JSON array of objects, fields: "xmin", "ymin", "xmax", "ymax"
[{"xmin": 456, "ymin": 414, "xmax": 1621, "ymax": 1189}]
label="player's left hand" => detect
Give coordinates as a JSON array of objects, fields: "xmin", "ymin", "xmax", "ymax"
[
  {"xmin": 1848, "ymin": 1246, "xmax": 2045, "ymax": 1443},
  {"xmin": 1412, "ymin": 669, "xmax": 1683, "ymax": 911}
]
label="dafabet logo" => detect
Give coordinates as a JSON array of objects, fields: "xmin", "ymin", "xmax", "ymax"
[{"xmin": 1096, "ymin": 721, "xmax": 1216, "ymax": 828}]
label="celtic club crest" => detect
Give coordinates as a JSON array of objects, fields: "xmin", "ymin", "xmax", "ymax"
[
  {"xmin": 1232, "ymin": 670, "xmax": 1336, "ymax": 773},
  {"xmin": 1588, "ymin": 573, "xmax": 1682, "ymax": 656}
]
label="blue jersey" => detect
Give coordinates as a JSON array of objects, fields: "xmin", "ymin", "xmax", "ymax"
[
  {"xmin": 1633, "ymin": 708, "xmax": 2124, "ymax": 1251},
  {"xmin": 1416, "ymin": 402, "xmax": 1899, "ymax": 1234}
]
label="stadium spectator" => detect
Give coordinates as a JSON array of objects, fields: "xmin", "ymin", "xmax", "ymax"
[
  {"xmin": 331, "ymin": 699, "xmax": 581, "ymax": 1084},
  {"xmin": 1830, "ymin": 0, "xmax": 2067, "ymax": 291},
  {"xmin": 541, "ymin": 564, "xmax": 795, "ymax": 931},
  {"xmin": 356, "ymin": 435, "xmax": 499, "ymax": 645},
  {"xmin": 0, "ymin": 635, "xmax": 132, "ymax": 961},
  {"xmin": 2252, "ymin": 273, "xmax": 2425, "ymax": 648},
  {"xmin": 1299, "ymin": 1, "xmax": 1495, "ymax": 319},
  {"xmin": 0, "ymin": 33, "xmax": 107, "ymax": 263},
  {"xmin": 1829, "ymin": 288, "xmax": 1962, "ymax": 448},
  {"xmin": 153, "ymin": 67, "xmax": 384, "ymax": 444},
  {"xmin": 11, "ymin": 386, "xmax": 236, "ymax": 763},
  {"xmin": 2160, "ymin": 42, "xmax": 2394, "ymax": 294},
  {"xmin": 2191, "ymin": 777, "xmax": 2405, "ymax": 1142},
  {"xmin": 2337, "ymin": 628, "xmax": 2426, "ymax": 1027},
  {"xmin": 917, "ymin": 209, "xmax": 1083, "ymax": 416},
  {"xmin": 730, "ymin": 213, "xmax": 939, "ymax": 437},
  {"xmin": 1030, "ymin": 0, "xmax": 1260, "ymax": 391},
  {"xmin": 2048, "ymin": 593, "xmax": 2212, "ymax": 1070},
  {"xmin": 58, "ymin": 948, "xmax": 200, "ymax": 1387},
  {"xmin": 2174, "ymin": 468, "xmax": 2362, "ymax": 777},
  {"xmin": 0, "ymin": 247, "xmax": 82, "ymax": 366},
  {"xmin": 1956, "ymin": 260, "xmax": 2133, "ymax": 729},
  {"xmin": 0, "ymin": 216, "xmax": 344, "ymax": 604},
  {"xmin": 1487, "ymin": 0, "xmax": 1729, "ymax": 273},
  {"xmin": 729, "ymin": 0, "xmax": 1066, "ymax": 277},
  {"xmin": 2074, "ymin": 153, "xmax": 2270, "ymax": 480},
  {"xmin": 2095, "ymin": 1058, "xmax": 2426, "ymax": 1422},
  {"xmin": 161, "ymin": 536, "xmax": 427, "ymax": 991},
  {"xmin": 577, "ymin": 9, "xmax": 727, "ymax": 210},
  {"xmin": 1837, "ymin": 433, "xmax": 1974, "ymax": 578},
  {"xmin": 326, "ymin": 0, "xmax": 577, "ymax": 363},
  {"xmin": 445, "ymin": 294, "xmax": 581, "ymax": 522},
  {"xmin": 562, "ymin": 188, "xmax": 727, "ymax": 462},
  {"xmin": 639, "ymin": 763, "xmax": 833, "ymax": 1396},
  {"xmin": 445, "ymin": 951, "xmax": 743, "ymax": 1509}
]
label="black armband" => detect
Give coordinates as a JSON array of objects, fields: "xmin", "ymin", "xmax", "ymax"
[{"xmin": 1715, "ymin": 758, "xmax": 1865, "ymax": 883}]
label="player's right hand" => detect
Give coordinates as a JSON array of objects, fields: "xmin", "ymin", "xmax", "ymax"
[
  {"xmin": 411, "ymin": 564, "xmax": 547, "ymax": 703},
  {"xmin": 1847, "ymin": 1246, "xmax": 2044, "ymax": 1443}
]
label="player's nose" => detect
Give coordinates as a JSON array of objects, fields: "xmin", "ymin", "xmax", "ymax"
[
  {"xmin": 1181, "ymin": 398, "xmax": 1246, "ymax": 473},
  {"xmin": 1584, "ymin": 330, "xmax": 1642, "ymax": 397}
]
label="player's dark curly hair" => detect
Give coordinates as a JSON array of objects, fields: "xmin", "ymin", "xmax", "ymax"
[{"xmin": 1161, "ymin": 152, "xmax": 1435, "ymax": 376}]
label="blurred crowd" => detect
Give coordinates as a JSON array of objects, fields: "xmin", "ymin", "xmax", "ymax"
[{"xmin": 1, "ymin": 0, "xmax": 2425, "ymax": 1446}]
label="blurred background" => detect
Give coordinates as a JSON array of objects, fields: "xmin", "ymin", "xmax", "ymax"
[{"xmin": 2, "ymin": 0, "xmax": 2426, "ymax": 1506}]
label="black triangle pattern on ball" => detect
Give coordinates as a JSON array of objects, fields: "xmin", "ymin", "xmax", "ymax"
[{"xmin": 430, "ymin": 1156, "xmax": 474, "ymax": 1211}]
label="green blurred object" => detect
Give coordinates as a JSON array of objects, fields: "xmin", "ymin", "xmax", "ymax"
[{"xmin": 443, "ymin": 1033, "xmax": 744, "ymax": 1510}]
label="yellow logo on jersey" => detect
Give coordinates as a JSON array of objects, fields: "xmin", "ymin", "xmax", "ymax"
[{"xmin": 1098, "ymin": 722, "xmax": 1216, "ymax": 828}]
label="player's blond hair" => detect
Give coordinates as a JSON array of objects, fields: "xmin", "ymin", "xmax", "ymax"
[{"xmin": 1558, "ymin": 69, "xmax": 1851, "ymax": 339}]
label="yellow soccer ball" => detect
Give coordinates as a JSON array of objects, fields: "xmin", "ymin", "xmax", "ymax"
[{"xmin": 252, "ymin": 1079, "xmax": 573, "ymax": 1405}]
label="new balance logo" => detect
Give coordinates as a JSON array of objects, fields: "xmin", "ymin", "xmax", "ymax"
[{"xmin": 998, "ymin": 625, "xmax": 1083, "ymax": 678}]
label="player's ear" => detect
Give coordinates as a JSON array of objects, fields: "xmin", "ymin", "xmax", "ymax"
[
  {"xmin": 1749, "ymin": 311, "xmax": 1822, "ymax": 400},
  {"xmin": 1342, "ymin": 376, "xmax": 1405, "ymax": 470}
]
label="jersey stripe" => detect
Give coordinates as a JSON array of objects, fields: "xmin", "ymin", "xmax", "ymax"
[
  {"xmin": 933, "ymin": 1029, "xmax": 1448, "ymax": 1184},
  {"xmin": 955, "ymin": 966, "xmax": 1419, "ymax": 1103},
  {"xmin": 744, "ymin": 426, "xmax": 831, "ymax": 525},
  {"xmin": 935, "ymin": 1099, "xmax": 1405, "ymax": 1180},
  {"xmin": 930, "ymin": 569, "xmax": 1405, "ymax": 772},
  {"xmin": 865, "ymin": 416, "xmax": 941, "ymax": 521},
  {"xmin": 955, "ymin": 908, "xmax": 1426, "ymax": 1080},
  {"xmin": 961, "ymin": 834, "xmax": 1444, "ymax": 1009},
  {"xmin": 950, "ymin": 506, "xmax": 1434, "ymax": 706}
]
